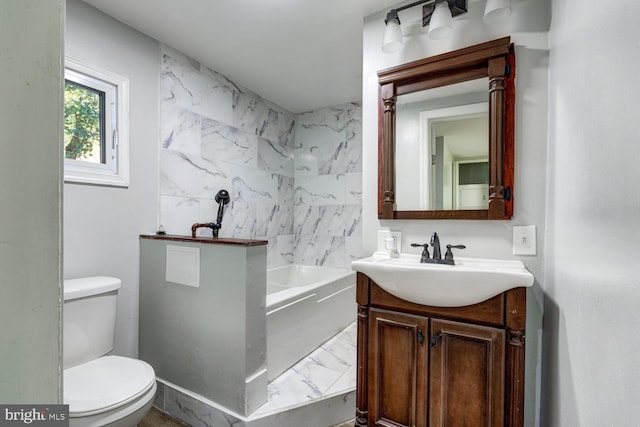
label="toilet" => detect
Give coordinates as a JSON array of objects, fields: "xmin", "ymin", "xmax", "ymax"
[{"xmin": 63, "ymin": 276, "xmax": 157, "ymax": 427}]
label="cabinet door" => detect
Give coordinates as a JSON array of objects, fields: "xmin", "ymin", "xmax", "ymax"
[
  {"xmin": 429, "ymin": 319, "xmax": 505, "ymax": 427},
  {"xmin": 368, "ymin": 309, "xmax": 428, "ymax": 427}
]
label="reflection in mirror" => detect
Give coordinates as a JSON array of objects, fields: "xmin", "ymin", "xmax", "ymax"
[{"xmin": 395, "ymin": 78, "xmax": 489, "ymax": 211}]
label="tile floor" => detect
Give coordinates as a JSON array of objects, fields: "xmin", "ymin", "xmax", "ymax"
[
  {"xmin": 141, "ymin": 407, "xmax": 355, "ymax": 427},
  {"xmin": 140, "ymin": 407, "xmax": 188, "ymax": 427},
  {"xmin": 252, "ymin": 322, "xmax": 357, "ymax": 416}
]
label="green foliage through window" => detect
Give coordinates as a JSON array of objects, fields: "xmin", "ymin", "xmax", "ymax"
[{"xmin": 64, "ymin": 81, "xmax": 104, "ymax": 163}]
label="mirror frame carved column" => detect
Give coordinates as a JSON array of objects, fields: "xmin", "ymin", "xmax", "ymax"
[{"xmin": 380, "ymin": 84, "xmax": 396, "ymax": 219}]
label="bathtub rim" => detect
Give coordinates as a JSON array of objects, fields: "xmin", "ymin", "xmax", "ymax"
[{"xmin": 265, "ymin": 263, "xmax": 355, "ymax": 312}]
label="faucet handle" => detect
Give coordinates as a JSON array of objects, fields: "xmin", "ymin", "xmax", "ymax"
[
  {"xmin": 444, "ymin": 244, "xmax": 466, "ymax": 263},
  {"xmin": 411, "ymin": 243, "xmax": 430, "ymax": 263}
]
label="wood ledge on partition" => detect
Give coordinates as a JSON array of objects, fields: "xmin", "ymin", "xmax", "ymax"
[{"xmin": 139, "ymin": 233, "xmax": 268, "ymax": 246}]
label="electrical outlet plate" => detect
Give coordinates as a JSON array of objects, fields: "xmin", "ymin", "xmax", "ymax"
[{"xmin": 513, "ymin": 225, "xmax": 536, "ymax": 256}]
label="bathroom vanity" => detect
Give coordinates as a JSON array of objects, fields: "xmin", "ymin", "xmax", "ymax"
[
  {"xmin": 362, "ymin": 35, "xmax": 527, "ymax": 425},
  {"xmin": 354, "ymin": 272, "xmax": 527, "ymax": 427}
]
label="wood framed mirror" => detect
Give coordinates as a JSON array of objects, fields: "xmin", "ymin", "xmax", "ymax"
[{"xmin": 378, "ymin": 37, "xmax": 515, "ymax": 220}]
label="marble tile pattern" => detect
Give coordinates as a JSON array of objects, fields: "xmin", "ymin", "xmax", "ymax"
[
  {"xmin": 152, "ymin": 322, "xmax": 357, "ymax": 427},
  {"xmin": 160, "ymin": 45, "xmax": 295, "ymax": 268},
  {"xmin": 159, "ymin": 45, "xmax": 362, "ymax": 268},
  {"xmin": 294, "ymin": 105, "xmax": 363, "ymax": 267},
  {"xmin": 255, "ymin": 322, "xmax": 356, "ymax": 416}
]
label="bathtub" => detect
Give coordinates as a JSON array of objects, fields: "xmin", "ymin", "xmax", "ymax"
[{"xmin": 265, "ymin": 264, "xmax": 356, "ymax": 381}]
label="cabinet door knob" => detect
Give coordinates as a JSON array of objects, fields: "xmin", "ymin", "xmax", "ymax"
[{"xmin": 417, "ymin": 329, "xmax": 425, "ymax": 345}]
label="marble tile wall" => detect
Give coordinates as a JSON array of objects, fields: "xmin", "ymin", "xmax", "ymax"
[
  {"xmin": 159, "ymin": 45, "xmax": 362, "ymax": 268},
  {"xmin": 160, "ymin": 45, "xmax": 295, "ymax": 268},
  {"xmin": 294, "ymin": 105, "xmax": 363, "ymax": 267}
]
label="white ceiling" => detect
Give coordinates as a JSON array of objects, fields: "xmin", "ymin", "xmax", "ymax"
[{"xmin": 81, "ymin": 0, "xmax": 398, "ymax": 113}]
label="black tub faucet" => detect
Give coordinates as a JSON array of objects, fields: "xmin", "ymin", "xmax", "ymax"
[{"xmin": 191, "ymin": 189, "xmax": 230, "ymax": 237}]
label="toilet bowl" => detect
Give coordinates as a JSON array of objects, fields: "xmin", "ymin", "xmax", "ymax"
[
  {"xmin": 63, "ymin": 277, "xmax": 157, "ymax": 427},
  {"xmin": 65, "ymin": 356, "xmax": 156, "ymax": 427}
]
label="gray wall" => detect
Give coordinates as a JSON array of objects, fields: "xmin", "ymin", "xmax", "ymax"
[
  {"xmin": 0, "ymin": 0, "xmax": 64, "ymax": 403},
  {"xmin": 543, "ymin": 0, "xmax": 640, "ymax": 425},
  {"xmin": 139, "ymin": 238, "xmax": 267, "ymax": 415},
  {"xmin": 64, "ymin": 0, "xmax": 160, "ymax": 358}
]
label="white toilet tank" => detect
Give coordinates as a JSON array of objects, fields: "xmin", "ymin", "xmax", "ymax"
[{"xmin": 63, "ymin": 276, "xmax": 121, "ymax": 370}]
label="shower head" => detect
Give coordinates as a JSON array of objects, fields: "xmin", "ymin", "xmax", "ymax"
[
  {"xmin": 215, "ymin": 189, "xmax": 230, "ymax": 205},
  {"xmin": 214, "ymin": 189, "xmax": 230, "ymax": 237}
]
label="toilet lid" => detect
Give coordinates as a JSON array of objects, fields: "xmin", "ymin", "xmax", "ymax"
[{"xmin": 64, "ymin": 355, "xmax": 156, "ymax": 417}]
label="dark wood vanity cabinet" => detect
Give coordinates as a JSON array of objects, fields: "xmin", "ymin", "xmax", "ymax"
[
  {"xmin": 367, "ymin": 309, "xmax": 428, "ymax": 426},
  {"xmin": 356, "ymin": 273, "xmax": 526, "ymax": 427},
  {"xmin": 429, "ymin": 319, "xmax": 505, "ymax": 427}
]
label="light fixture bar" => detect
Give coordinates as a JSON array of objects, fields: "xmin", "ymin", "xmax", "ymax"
[
  {"xmin": 389, "ymin": 0, "xmax": 434, "ymax": 19},
  {"xmin": 382, "ymin": 0, "xmax": 471, "ymax": 52},
  {"xmin": 383, "ymin": 1, "xmax": 435, "ymax": 53}
]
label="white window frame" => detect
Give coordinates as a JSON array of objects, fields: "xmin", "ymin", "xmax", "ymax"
[{"xmin": 64, "ymin": 57, "xmax": 130, "ymax": 187}]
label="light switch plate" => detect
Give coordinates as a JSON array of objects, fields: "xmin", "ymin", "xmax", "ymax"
[{"xmin": 513, "ymin": 225, "xmax": 536, "ymax": 256}]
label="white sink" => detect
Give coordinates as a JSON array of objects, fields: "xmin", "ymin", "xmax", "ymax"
[{"xmin": 351, "ymin": 252, "xmax": 534, "ymax": 307}]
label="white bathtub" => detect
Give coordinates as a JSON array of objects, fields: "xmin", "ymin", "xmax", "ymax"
[{"xmin": 265, "ymin": 264, "xmax": 356, "ymax": 381}]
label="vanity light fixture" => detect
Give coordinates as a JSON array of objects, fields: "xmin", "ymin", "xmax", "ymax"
[
  {"xmin": 427, "ymin": 1, "xmax": 454, "ymax": 39},
  {"xmin": 382, "ymin": 9, "xmax": 404, "ymax": 53},
  {"xmin": 381, "ymin": 0, "xmax": 512, "ymax": 52},
  {"xmin": 483, "ymin": 0, "xmax": 512, "ymax": 24}
]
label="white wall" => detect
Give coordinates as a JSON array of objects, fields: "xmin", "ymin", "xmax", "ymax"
[
  {"xmin": 0, "ymin": 0, "xmax": 64, "ymax": 402},
  {"xmin": 543, "ymin": 0, "xmax": 640, "ymax": 425},
  {"xmin": 363, "ymin": 1, "xmax": 550, "ymax": 425},
  {"xmin": 64, "ymin": 0, "xmax": 160, "ymax": 357}
]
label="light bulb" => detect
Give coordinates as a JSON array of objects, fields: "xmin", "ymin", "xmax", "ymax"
[
  {"xmin": 428, "ymin": 2, "xmax": 453, "ymax": 40},
  {"xmin": 382, "ymin": 18, "xmax": 403, "ymax": 53},
  {"xmin": 483, "ymin": 0, "xmax": 511, "ymax": 24}
]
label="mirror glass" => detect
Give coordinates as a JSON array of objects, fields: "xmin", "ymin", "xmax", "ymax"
[{"xmin": 395, "ymin": 78, "xmax": 489, "ymax": 211}]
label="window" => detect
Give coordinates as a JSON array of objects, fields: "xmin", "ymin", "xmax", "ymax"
[{"xmin": 64, "ymin": 58, "xmax": 129, "ymax": 187}]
